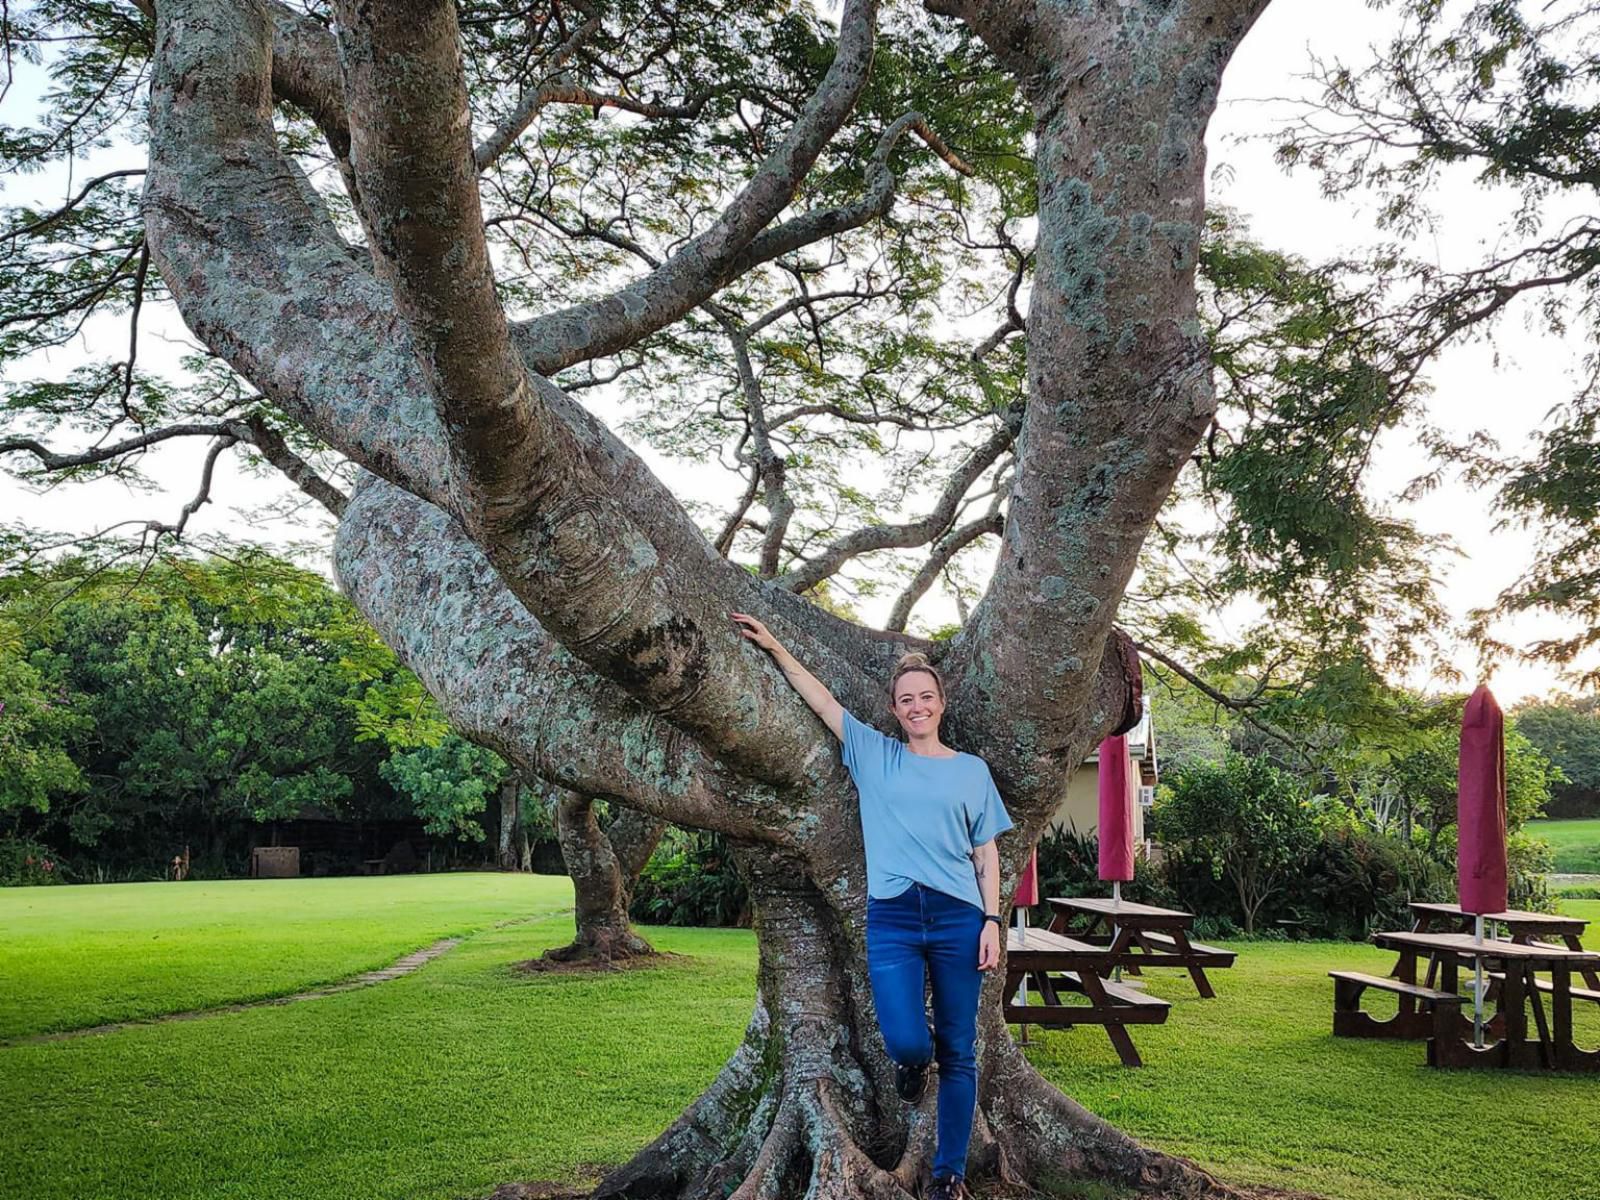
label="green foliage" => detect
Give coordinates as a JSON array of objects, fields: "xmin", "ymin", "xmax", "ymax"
[
  {"xmin": 379, "ymin": 735, "xmax": 509, "ymax": 842},
  {"xmin": 1513, "ymin": 696, "xmax": 1600, "ymax": 816},
  {"xmin": 17, "ymin": 559, "xmax": 380, "ymax": 846},
  {"xmin": 1151, "ymin": 752, "xmax": 1323, "ymax": 934},
  {"xmin": 1270, "ymin": 2, "xmax": 1600, "ymax": 675},
  {"xmin": 0, "ymin": 550, "xmax": 519, "ymax": 874},
  {"xmin": 0, "ymin": 634, "xmax": 87, "ymax": 816},
  {"xmin": 630, "ymin": 829, "xmax": 749, "ymax": 927},
  {"xmin": 1363, "ymin": 699, "xmax": 1558, "ymax": 853}
]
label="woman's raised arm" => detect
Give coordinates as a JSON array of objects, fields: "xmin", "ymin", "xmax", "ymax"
[{"xmin": 730, "ymin": 612, "xmax": 845, "ymax": 740}]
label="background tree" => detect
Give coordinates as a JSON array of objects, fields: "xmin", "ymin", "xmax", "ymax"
[
  {"xmin": 1273, "ymin": 0, "xmax": 1600, "ymax": 683},
  {"xmin": 1513, "ymin": 695, "xmax": 1600, "ymax": 818},
  {"xmin": 0, "ymin": 635, "xmax": 87, "ymax": 821},
  {"xmin": 6, "ymin": 555, "xmax": 395, "ymax": 866},
  {"xmin": 545, "ymin": 788, "xmax": 666, "ymax": 963},
  {"xmin": 1151, "ymin": 752, "xmax": 1321, "ymax": 935}
]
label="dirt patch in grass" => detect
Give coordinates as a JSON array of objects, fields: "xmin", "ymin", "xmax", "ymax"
[
  {"xmin": 482, "ymin": 1185, "xmax": 590, "ymax": 1200},
  {"xmin": 482, "ymin": 1163, "xmax": 618, "ymax": 1199},
  {"xmin": 512, "ymin": 950, "xmax": 690, "ymax": 976}
]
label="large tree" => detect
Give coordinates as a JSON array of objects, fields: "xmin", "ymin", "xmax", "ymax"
[{"xmin": 0, "ymin": 1, "xmax": 1274, "ymax": 1196}]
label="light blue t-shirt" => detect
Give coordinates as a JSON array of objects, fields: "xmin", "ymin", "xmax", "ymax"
[{"xmin": 840, "ymin": 709, "xmax": 1014, "ymax": 910}]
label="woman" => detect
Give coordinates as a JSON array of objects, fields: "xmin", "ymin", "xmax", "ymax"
[{"xmin": 730, "ymin": 612, "xmax": 1011, "ymax": 1200}]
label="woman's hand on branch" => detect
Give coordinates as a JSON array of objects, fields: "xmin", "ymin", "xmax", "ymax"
[
  {"xmin": 730, "ymin": 611, "xmax": 782, "ymax": 654},
  {"xmin": 731, "ymin": 612, "xmax": 845, "ymax": 740}
]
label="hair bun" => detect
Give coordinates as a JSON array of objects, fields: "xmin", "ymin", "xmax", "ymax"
[{"xmin": 894, "ymin": 651, "xmax": 932, "ymax": 670}]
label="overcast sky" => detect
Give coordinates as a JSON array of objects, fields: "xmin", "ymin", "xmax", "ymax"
[{"xmin": 1, "ymin": 3, "xmax": 1591, "ymax": 704}]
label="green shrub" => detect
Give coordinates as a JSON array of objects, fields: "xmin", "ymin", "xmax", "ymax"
[
  {"xmin": 0, "ymin": 836, "xmax": 68, "ymax": 885},
  {"xmin": 1151, "ymin": 753, "xmax": 1321, "ymax": 934},
  {"xmin": 630, "ymin": 831, "xmax": 749, "ymax": 927},
  {"xmin": 1279, "ymin": 821, "xmax": 1451, "ymax": 938}
]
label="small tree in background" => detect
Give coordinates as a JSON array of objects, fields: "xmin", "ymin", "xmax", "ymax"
[
  {"xmin": 1514, "ymin": 698, "xmax": 1600, "ymax": 819},
  {"xmin": 1153, "ymin": 752, "xmax": 1321, "ymax": 934}
]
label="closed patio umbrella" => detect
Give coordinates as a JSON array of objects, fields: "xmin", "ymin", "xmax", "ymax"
[
  {"xmin": 1098, "ymin": 735, "xmax": 1136, "ymax": 981},
  {"xmin": 1098, "ymin": 734, "xmax": 1135, "ymax": 902},
  {"xmin": 1458, "ymin": 684, "xmax": 1507, "ymax": 1047},
  {"xmin": 1011, "ymin": 850, "xmax": 1041, "ymax": 1035}
]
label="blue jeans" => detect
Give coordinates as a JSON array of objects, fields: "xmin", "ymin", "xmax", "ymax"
[{"xmin": 866, "ymin": 883, "xmax": 984, "ymax": 1180}]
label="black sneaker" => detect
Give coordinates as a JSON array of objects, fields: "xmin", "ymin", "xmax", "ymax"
[
  {"xmin": 894, "ymin": 1060, "xmax": 929, "ymax": 1103},
  {"xmin": 927, "ymin": 1175, "xmax": 969, "ymax": 1200}
]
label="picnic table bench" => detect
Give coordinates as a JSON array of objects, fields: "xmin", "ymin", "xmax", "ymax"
[
  {"xmin": 1045, "ymin": 895, "xmax": 1236, "ymax": 998},
  {"xmin": 1004, "ymin": 926, "xmax": 1170, "ymax": 1067},
  {"xmin": 1330, "ymin": 970, "xmax": 1464, "ymax": 1040}
]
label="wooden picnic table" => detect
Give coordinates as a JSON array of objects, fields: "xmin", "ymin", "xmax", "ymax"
[
  {"xmin": 1369, "ymin": 930, "xmax": 1600, "ymax": 1071},
  {"xmin": 1004, "ymin": 926, "xmax": 1170, "ymax": 1067},
  {"xmin": 1045, "ymin": 895, "xmax": 1236, "ymax": 998},
  {"xmin": 1402, "ymin": 902, "xmax": 1599, "ymax": 990}
]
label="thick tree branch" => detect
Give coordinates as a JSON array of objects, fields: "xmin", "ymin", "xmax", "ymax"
[
  {"xmin": 268, "ymin": 2, "xmax": 348, "ymax": 156},
  {"xmin": 1, "ymin": 422, "xmax": 237, "ymax": 471},
  {"xmin": 3, "ymin": 168, "xmax": 145, "ymax": 243},
  {"xmin": 510, "ymin": 0, "xmax": 881, "ymax": 375},
  {"xmin": 145, "ymin": 0, "xmax": 892, "ymax": 704},
  {"xmin": 1135, "ymin": 639, "xmax": 1309, "ymax": 765},
  {"xmin": 472, "ymin": 14, "xmax": 604, "ymax": 168},
  {"xmin": 608, "ymin": 806, "xmax": 668, "ymax": 885},
  {"xmin": 334, "ymin": 476, "xmax": 806, "ymax": 841},
  {"xmin": 236, "ymin": 415, "xmax": 347, "ymax": 517},
  {"xmin": 942, "ymin": 2, "xmax": 1268, "ymax": 750},
  {"xmin": 332, "ymin": 0, "xmax": 890, "ymax": 785}
]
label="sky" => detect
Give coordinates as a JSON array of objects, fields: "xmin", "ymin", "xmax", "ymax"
[{"xmin": 0, "ymin": 2, "xmax": 1591, "ymax": 705}]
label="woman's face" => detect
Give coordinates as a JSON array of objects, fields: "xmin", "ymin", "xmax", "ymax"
[{"xmin": 890, "ymin": 670, "xmax": 945, "ymax": 739}]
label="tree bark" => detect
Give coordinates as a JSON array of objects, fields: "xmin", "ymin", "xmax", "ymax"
[
  {"xmin": 543, "ymin": 787, "xmax": 665, "ymax": 964},
  {"xmin": 497, "ymin": 776, "xmax": 519, "ymax": 871}
]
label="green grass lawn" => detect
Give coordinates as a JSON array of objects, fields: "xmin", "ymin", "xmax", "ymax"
[
  {"xmin": 4, "ymin": 879, "xmax": 1599, "ymax": 1200},
  {"xmin": 0, "ymin": 873, "xmax": 573, "ymax": 1039},
  {"xmin": 1529, "ymin": 817, "xmax": 1600, "ymax": 874}
]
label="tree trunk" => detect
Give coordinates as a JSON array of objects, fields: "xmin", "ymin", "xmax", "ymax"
[
  {"xmin": 498, "ymin": 775, "xmax": 519, "ymax": 870},
  {"xmin": 542, "ymin": 786, "xmax": 665, "ymax": 964},
  {"xmin": 595, "ymin": 842, "xmax": 1234, "ymax": 1200}
]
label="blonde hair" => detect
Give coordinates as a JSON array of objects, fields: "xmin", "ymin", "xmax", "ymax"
[{"xmin": 887, "ymin": 652, "xmax": 946, "ymax": 702}]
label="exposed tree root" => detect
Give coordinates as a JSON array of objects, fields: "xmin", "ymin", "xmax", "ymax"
[{"xmin": 536, "ymin": 922, "xmax": 658, "ymax": 967}]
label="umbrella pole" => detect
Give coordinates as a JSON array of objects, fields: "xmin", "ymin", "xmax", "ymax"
[
  {"xmin": 1473, "ymin": 914, "xmax": 1486, "ymax": 1049},
  {"xmin": 1112, "ymin": 880, "xmax": 1123, "ymax": 983},
  {"xmin": 1015, "ymin": 907, "xmax": 1029, "ymax": 1044}
]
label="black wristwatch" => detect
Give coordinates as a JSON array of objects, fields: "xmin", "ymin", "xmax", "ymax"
[{"xmin": 983, "ymin": 913, "xmax": 1003, "ymax": 927}]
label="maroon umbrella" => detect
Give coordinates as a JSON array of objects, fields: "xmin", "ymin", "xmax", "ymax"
[
  {"xmin": 1457, "ymin": 684, "xmax": 1507, "ymax": 1046},
  {"xmin": 1098, "ymin": 734, "xmax": 1135, "ymax": 888},
  {"xmin": 1457, "ymin": 685, "xmax": 1508, "ymax": 917},
  {"xmin": 1014, "ymin": 850, "xmax": 1039, "ymax": 908}
]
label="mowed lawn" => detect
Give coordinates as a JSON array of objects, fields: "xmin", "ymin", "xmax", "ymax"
[
  {"xmin": 3, "ymin": 881, "xmax": 1599, "ymax": 1200},
  {"xmin": 0, "ymin": 873, "xmax": 573, "ymax": 1039},
  {"xmin": 1530, "ymin": 818, "xmax": 1600, "ymax": 875}
]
